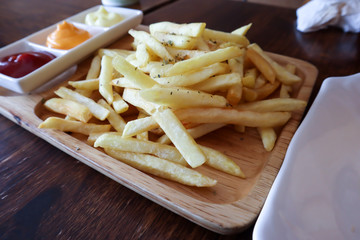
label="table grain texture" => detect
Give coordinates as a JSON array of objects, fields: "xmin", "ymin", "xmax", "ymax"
[{"xmin": 1, "ymin": 0, "xmax": 359, "ymax": 239}]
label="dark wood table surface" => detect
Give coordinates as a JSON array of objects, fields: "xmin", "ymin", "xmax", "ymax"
[{"xmin": 1, "ymin": 0, "xmax": 359, "ymax": 239}]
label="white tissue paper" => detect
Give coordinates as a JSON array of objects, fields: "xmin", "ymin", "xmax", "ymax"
[{"xmin": 296, "ymin": 0, "xmax": 360, "ymax": 32}]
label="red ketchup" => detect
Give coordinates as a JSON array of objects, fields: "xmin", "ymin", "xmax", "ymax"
[{"xmin": 0, "ymin": 51, "xmax": 56, "ymax": 78}]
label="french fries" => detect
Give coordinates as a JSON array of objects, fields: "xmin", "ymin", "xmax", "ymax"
[{"xmin": 38, "ymin": 21, "xmax": 307, "ymax": 187}]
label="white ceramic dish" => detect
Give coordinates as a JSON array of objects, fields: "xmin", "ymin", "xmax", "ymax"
[
  {"xmin": 0, "ymin": 5, "xmax": 143, "ymax": 93},
  {"xmin": 253, "ymin": 73, "xmax": 360, "ymax": 240}
]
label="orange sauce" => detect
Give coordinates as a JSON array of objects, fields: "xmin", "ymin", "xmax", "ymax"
[{"xmin": 46, "ymin": 21, "xmax": 91, "ymax": 50}]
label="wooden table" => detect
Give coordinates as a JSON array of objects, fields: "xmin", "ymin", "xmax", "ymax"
[{"xmin": 0, "ymin": 0, "xmax": 359, "ymax": 239}]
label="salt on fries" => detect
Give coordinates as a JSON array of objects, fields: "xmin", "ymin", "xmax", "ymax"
[{"xmin": 38, "ymin": 21, "xmax": 307, "ymax": 187}]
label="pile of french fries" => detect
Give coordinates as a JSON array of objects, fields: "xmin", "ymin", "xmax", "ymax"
[{"xmin": 38, "ymin": 21, "xmax": 307, "ymax": 187}]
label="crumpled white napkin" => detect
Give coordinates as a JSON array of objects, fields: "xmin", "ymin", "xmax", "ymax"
[{"xmin": 296, "ymin": 0, "xmax": 360, "ymax": 32}]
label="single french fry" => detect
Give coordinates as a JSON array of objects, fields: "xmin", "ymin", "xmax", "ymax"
[
  {"xmin": 236, "ymin": 98, "xmax": 307, "ymax": 112},
  {"xmin": 191, "ymin": 72, "xmax": 241, "ymax": 93},
  {"xmin": 166, "ymin": 46, "xmax": 243, "ymax": 76},
  {"xmin": 153, "ymin": 32, "xmax": 197, "ymax": 49},
  {"xmin": 152, "ymin": 108, "xmax": 207, "ymax": 168},
  {"xmin": 112, "ymin": 92, "xmax": 129, "ymax": 114},
  {"xmin": 257, "ymin": 127, "xmax": 277, "ymax": 151},
  {"xmin": 55, "ymin": 87, "xmax": 110, "ymax": 120},
  {"xmin": 199, "ymin": 145, "xmax": 245, "ymax": 178},
  {"xmin": 99, "ymin": 55, "xmax": 114, "ymax": 104},
  {"xmin": 38, "ymin": 117, "xmax": 111, "ymax": 135},
  {"xmin": 135, "ymin": 42, "xmax": 151, "ymax": 67},
  {"xmin": 97, "ymin": 99, "xmax": 126, "ymax": 133},
  {"xmin": 247, "ymin": 43, "xmax": 301, "ymax": 85},
  {"xmin": 98, "ymin": 48, "xmax": 134, "ymax": 58},
  {"xmin": 203, "ymin": 28, "xmax": 250, "ymax": 47},
  {"xmin": 86, "ymin": 55, "xmax": 101, "ymax": 80},
  {"xmin": 44, "ymin": 98, "xmax": 92, "ymax": 123},
  {"xmin": 122, "ymin": 116, "xmax": 158, "ymax": 138},
  {"xmin": 68, "ymin": 78, "xmax": 99, "ymax": 91},
  {"xmin": 246, "ymin": 46, "xmax": 276, "ymax": 83},
  {"xmin": 231, "ymin": 23, "xmax": 252, "ymax": 36},
  {"xmin": 226, "ymin": 83, "xmax": 243, "ymax": 106},
  {"xmin": 94, "ymin": 133, "xmax": 186, "ymax": 165},
  {"xmin": 105, "ymin": 149, "xmax": 216, "ymax": 187},
  {"xmin": 166, "ymin": 47, "xmax": 207, "ymax": 61},
  {"xmin": 111, "ymin": 77, "xmax": 139, "ymax": 89},
  {"xmin": 136, "ymin": 112, "xmax": 149, "ymax": 141},
  {"xmin": 149, "ymin": 21, "xmax": 206, "ymax": 38},
  {"xmin": 112, "ymin": 55, "xmax": 158, "ymax": 89},
  {"xmin": 175, "ymin": 108, "xmax": 292, "ymax": 128},
  {"xmin": 242, "ymin": 87, "xmax": 258, "ymax": 102},
  {"xmin": 140, "ymin": 87, "xmax": 228, "ymax": 109},
  {"xmin": 152, "ymin": 63, "xmax": 229, "ymax": 87}
]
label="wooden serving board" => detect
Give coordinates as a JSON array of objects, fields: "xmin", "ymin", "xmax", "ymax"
[{"xmin": 0, "ymin": 26, "xmax": 318, "ymax": 234}]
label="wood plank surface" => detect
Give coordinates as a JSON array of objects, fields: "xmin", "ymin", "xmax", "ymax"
[{"xmin": 1, "ymin": 0, "xmax": 359, "ymax": 239}]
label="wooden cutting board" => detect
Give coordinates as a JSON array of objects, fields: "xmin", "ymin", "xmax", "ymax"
[{"xmin": 0, "ymin": 26, "xmax": 318, "ymax": 234}]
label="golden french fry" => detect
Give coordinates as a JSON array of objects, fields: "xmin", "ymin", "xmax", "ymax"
[
  {"xmin": 246, "ymin": 46, "xmax": 276, "ymax": 83},
  {"xmin": 191, "ymin": 72, "xmax": 241, "ymax": 93},
  {"xmin": 98, "ymin": 48, "xmax": 134, "ymax": 58},
  {"xmin": 140, "ymin": 87, "xmax": 228, "ymax": 109},
  {"xmin": 257, "ymin": 127, "xmax": 277, "ymax": 151},
  {"xmin": 68, "ymin": 78, "xmax": 99, "ymax": 91},
  {"xmin": 175, "ymin": 107, "xmax": 292, "ymax": 127},
  {"xmin": 112, "ymin": 92, "xmax": 129, "ymax": 114},
  {"xmin": 122, "ymin": 116, "xmax": 158, "ymax": 138},
  {"xmin": 242, "ymin": 87, "xmax": 258, "ymax": 102},
  {"xmin": 152, "ymin": 63, "xmax": 229, "ymax": 87},
  {"xmin": 231, "ymin": 23, "xmax": 252, "ymax": 36},
  {"xmin": 99, "ymin": 55, "xmax": 114, "ymax": 104},
  {"xmin": 94, "ymin": 133, "xmax": 186, "ymax": 165},
  {"xmin": 38, "ymin": 117, "xmax": 111, "ymax": 135},
  {"xmin": 226, "ymin": 83, "xmax": 243, "ymax": 106},
  {"xmin": 247, "ymin": 43, "xmax": 301, "ymax": 85},
  {"xmin": 135, "ymin": 42, "xmax": 151, "ymax": 67},
  {"xmin": 236, "ymin": 98, "xmax": 307, "ymax": 112},
  {"xmin": 166, "ymin": 47, "xmax": 207, "ymax": 61},
  {"xmin": 149, "ymin": 21, "xmax": 206, "ymax": 38},
  {"xmin": 152, "ymin": 108, "xmax": 206, "ymax": 168},
  {"xmin": 228, "ymin": 55, "xmax": 245, "ymax": 77},
  {"xmin": 55, "ymin": 87, "xmax": 110, "ymax": 121},
  {"xmin": 86, "ymin": 55, "xmax": 101, "ymax": 80},
  {"xmin": 44, "ymin": 98, "xmax": 92, "ymax": 123},
  {"xmin": 199, "ymin": 145, "xmax": 245, "ymax": 178},
  {"xmin": 111, "ymin": 77, "xmax": 139, "ymax": 89},
  {"xmin": 166, "ymin": 46, "xmax": 244, "ymax": 76},
  {"xmin": 153, "ymin": 32, "xmax": 197, "ymax": 49},
  {"xmin": 203, "ymin": 28, "xmax": 250, "ymax": 47},
  {"xmin": 136, "ymin": 112, "xmax": 149, "ymax": 141},
  {"xmin": 112, "ymin": 55, "xmax": 158, "ymax": 89},
  {"xmin": 105, "ymin": 149, "xmax": 216, "ymax": 187}
]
